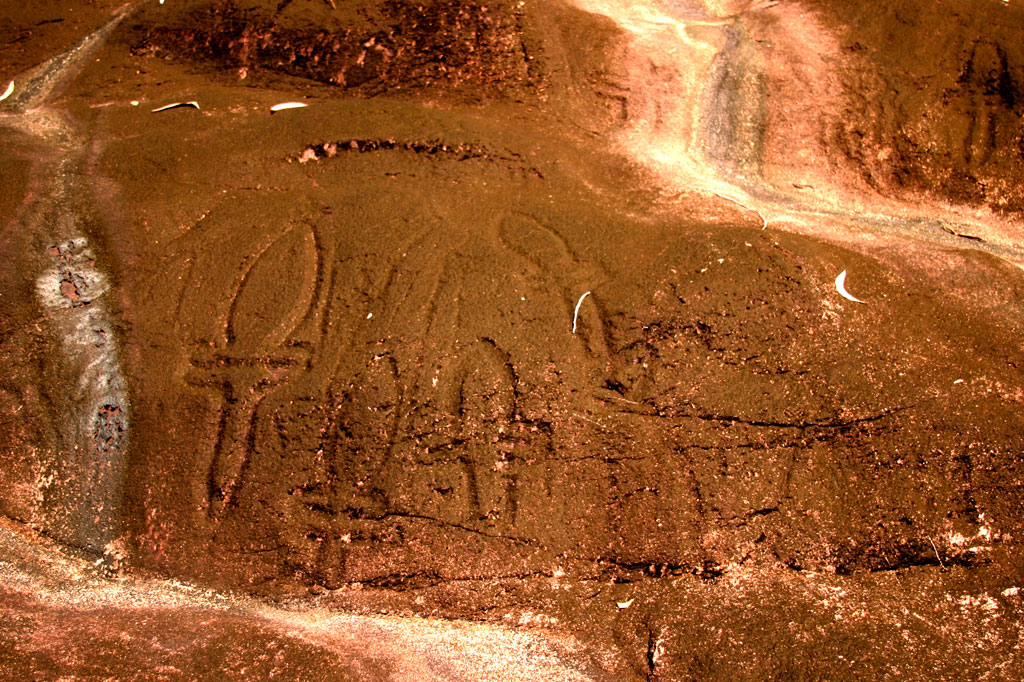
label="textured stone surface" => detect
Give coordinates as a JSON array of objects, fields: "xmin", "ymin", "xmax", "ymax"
[{"xmin": 1, "ymin": 1, "xmax": 1023, "ymax": 679}]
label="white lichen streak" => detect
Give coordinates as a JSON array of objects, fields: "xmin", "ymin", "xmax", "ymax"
[
  {"xmin": 1, "ymin": 5, "xmax": 136, "ymax": 554},
  {"xmin": 35, "ymin": 238, "xmax": 129, "ymax": 465}
]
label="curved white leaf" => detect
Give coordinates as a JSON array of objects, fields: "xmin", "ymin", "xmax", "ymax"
[
  {"xmin": 835, "ymin": 270, "xmax": 865, "ymax": 303},
  {"xmin": 151, "ymin": 101, "xmax": 199, "ymax": 113},
  {"xmin": 572, "ymin": 291, "xmax": 591, "ymax": 334},
  {"xmin": 270, "ymin": 102, "xmax": 308, "ymax": 112}
]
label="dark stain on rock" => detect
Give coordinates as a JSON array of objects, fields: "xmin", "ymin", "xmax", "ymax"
[{"xmin": 124, "ymin": 0, "xmax": 541, "ymax": 99}]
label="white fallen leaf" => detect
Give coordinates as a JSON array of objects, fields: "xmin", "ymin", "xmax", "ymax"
[
  {"xmin": 572, "ymin": 291, "xmax": 591, "ymax": 334},
  {"xmin": 834, "ymin": 270, "xmax": 864, "ymax": 303},
  {"xmin": 151, "ymin": 101, "xmax": 199, "ymax": 113},
  {"xmin": 616, "ymin": 599, "xmax": 634, "ymax": 609},
  {"xmin": 270, "ymin": 101, "xmax": 308, "ymax": 112},
  {"xmin": 0, "ymin": 80, "xmax": 13, "ymax": 102},
  {"xmin": 130, "ymin": 100, "xmax": 139, "ymax": 106}
]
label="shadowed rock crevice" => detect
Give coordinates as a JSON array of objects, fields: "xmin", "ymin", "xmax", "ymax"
[{"xmin": 293, "ymin": 138, "xmax": 544, "ymax": 177}]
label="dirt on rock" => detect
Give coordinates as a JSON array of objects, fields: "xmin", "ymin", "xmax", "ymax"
[{"xmin": 1, "ymin": 0, "xmax": 1023, "ymax": 680}]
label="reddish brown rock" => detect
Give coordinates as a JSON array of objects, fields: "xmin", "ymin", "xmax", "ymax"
[{"xmin": 1, "ymin": 0, "xmax": 1023, "ymax": 680}]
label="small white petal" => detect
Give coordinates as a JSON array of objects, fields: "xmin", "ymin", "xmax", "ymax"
[
  {"xmin": 270, "ymin": 102, "xmax": 308, "ymax": 112},
  {"xmin": 0, "ymin": 80, "xmax": 14, "ymax": 102},
  {"xmin": 834, "ymin": 270, "xmax": 865, "ymax": 303},
  {"xmin": 572, "ymin": 291, "xmax": 591, "ymax": 334},
  {"xmin": 151, "ymin": 101, "xmax": 199, "ymax": 113}
]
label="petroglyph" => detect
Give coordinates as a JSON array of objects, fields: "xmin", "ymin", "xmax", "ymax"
[
  {"xmin": 186, "ymin": 224, "xmax": 320, "ymax": 517},
  {"xmin": 568, "ymin": 0, "xmax": 1024, "ymax": 261},
  {"xmin": 178, "ymin": 203, "xmax": 977, "ymax": 582}
]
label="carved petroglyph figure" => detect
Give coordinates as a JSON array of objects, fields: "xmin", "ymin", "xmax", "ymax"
[{"xmin": 178, "ymin": 205, "xmax": 611, "ymax": 580}]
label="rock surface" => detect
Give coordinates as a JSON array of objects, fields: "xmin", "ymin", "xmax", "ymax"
[{"xmin": 1, "ymin": 0, "xmax": 1023, "ymax": 679}]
